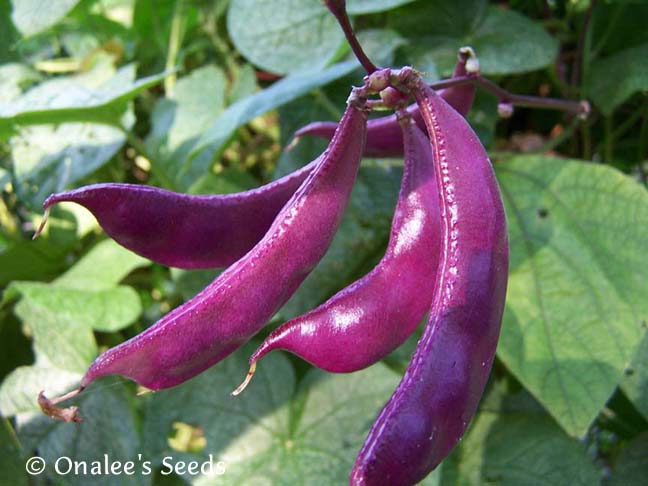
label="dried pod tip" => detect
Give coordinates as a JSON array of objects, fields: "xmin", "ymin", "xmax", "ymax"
[
  {"xmin": 38, "ymin": 388, "xmax": 84, "ymax": 423},
  {"xmin": 32, "ymin": 208, "xmax": 50, "ymax": 240},
  {"xmin": 459, "ymin": 46, "xmax": 480, "ymax": 74},
  {"xmin": 578, "ymin": 100, "xmax": 591, "ymax": 120},
  {"xmin": 231, "ymin": 362, "xmax": 257, "ymax": 396},
  {"xmin": 497, "ymin": 102, "xmax": 515, "ymax": 118}
]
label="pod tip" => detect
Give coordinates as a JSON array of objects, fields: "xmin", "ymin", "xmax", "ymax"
[
  {"xmin": 231, "ymin": 362, "xmax": 257, "ymax": 397},
  {"xmin": 32, "ymin": 208, "xmax": 50, "ymax": 240},
  {"xmin": 38, "ymin": 388, "xmax": 84, "ymax": 423}
]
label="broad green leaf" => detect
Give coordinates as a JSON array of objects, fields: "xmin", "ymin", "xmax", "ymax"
[
  {"xmin": 6, "ymin": 240, "xmax": 147, "ymax": 334},
  {"xmin": 227, "ymin": 0, "xmax": 344, "ymax": 75},
  {"xmin": 228, "ymin": 64, "xmax": 259, "ymax": 104},
  {"xmin": 4, "ymin": 63, "xmax": 165, "ymax": 208},
  {"xmin": 347, "ymin": 0, "xmax": 416, "ymax": 15},
  {"xmin": 184, "ymin": 59, "xmax": 358, "ymax": 187},
  {"xmin": 609, "ymin": 432, "xmax": 648, "ymax": 486},
  {"xmin": 0, "ymin": 239, "xmax": 147, "ymax": 417},
  {"xmin": 54, "ymin": 238, "xmax": 149, "ymax": 291},
  {"xmin": 391, "ymin": 4, "xmax": 558, "ymax": 75},
  {"xmin": 10, "ymin": 0, "xmax": 81, "ymax": 36},
  {"xmin": 11, "ymin": 284, "xmax": 142, "ymax": 334},
  {"xmin": 0, "ymin": 419, "xmax": 28, "ymax": 486},
  {"xmin": 0, "ymin": 63, "xmax": 41, "ymax": 103},
  {"xmin": 142, "ymin": 344, "xmax": 401, "ymax": 484},
  {"xmin": 588, "ymin": 43, "xmax": 648, "ymax": 115},
  {"xmin": 16, "ymin": 384, "xmax": 145, "ymax": 486},
  {"xmin": 146, "ymin": 65, "xmax": 228, "ymax": 184},
  {"xmin": 441, "ymin": 389, "xmax": 600, "ymax": 485},
  {"xmin": 10, "ymin": 121, "xmax": 127, "ymax": 209},
  {"xmin": 13, "ymin": 296, "xmax": 98, "ymax": 372},
  {"xmin": 621, "ymin": 331, "xmax": 648, "ymax": 420},
  {"xmin": 495, "ymin": 155, "xmax": 648, "ymax": 436},
  {"xmin": 1, "ymin": 64, "xmax": 170, "ymax": 128}
]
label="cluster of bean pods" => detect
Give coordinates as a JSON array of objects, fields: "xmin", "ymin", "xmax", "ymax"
[{"xmin": 36, "ymin": 2, "xmax": 591, "ymax": 482}]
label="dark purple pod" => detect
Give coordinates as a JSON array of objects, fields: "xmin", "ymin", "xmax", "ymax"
[
  {"xmin": 294, "ymin": 51, "xmax": 477, "ymax": 158},
  {"xmin": 233, "ymin": 114, "xmax": 439, "ymax": 392},
  {"xmin": 72, "ymin": 91, "xmax": 369, "ymax": 393},
  {"xmin": 350, "ymin": 75, "xmax": 508, "ymax": 486},
  {"xmin": 41, "ymin": 160, "xmax": 317, "ymax": 269}
]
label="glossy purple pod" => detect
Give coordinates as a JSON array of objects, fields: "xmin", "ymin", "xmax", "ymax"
[
  {"xmin": 243, "ymin": 115, "xmax": 439, "ymax": 376},
  {"xmin": 294, "ymin": 52, "xmax": 476, "ymax": 158},
  {"xmin": 350, "ymin": 76, "xmax": 508, "ymax": 486},
  {"xmin": 79, "ymin": 92, "xmax": 369, "ymax": 391},
  {"xmin": 41, "ymin": 159, "xmax": 317, "ymax": 269}
]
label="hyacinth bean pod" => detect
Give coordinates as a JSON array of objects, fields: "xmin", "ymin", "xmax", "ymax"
[
  {"xmin": 41, "ymin": 159, "xmax": 317, "ymax": 269},
  {"xmin": 294, "ymin": 48, "xmax": 477, "ymax": 158},
  {"xmin": 34, "ymin": 91, "xmax": 371, "ymax": 422},
  {"xmin": 234, "ymin": 114, "xmax": 439, "ymax": 391},
  {"xmin": 350, "ymin": 76, "xmax": 508, "ymax": 486}
]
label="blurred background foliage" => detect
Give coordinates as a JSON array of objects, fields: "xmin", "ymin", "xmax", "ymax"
[{"xmin": 0, "ymin": 0, "xmax": 647, "ymax": 485}]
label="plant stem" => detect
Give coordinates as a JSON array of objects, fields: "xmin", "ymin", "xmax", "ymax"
[
  {"xmin": 324, "ymin": 1, "xmax": 378, "ymax": 74},
  {"xmin": 427, "ymin": 75, "xmax": 588, "ymax": 116},
  {"xmin": 164, "ymin": 0, "xmax": 186, "ymax": 95}
]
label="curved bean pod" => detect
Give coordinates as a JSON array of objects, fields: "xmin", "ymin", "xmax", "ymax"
[
  {"xmin": 294, "ymin": 49, "xmax": 477, "ymax": 158},
  {"xmin": 233, "ymin": 114, "xmax": 439, "ymax": 392},
  {"xmin": 41, "ymin": 160, "xmax": 317, "ymax": 269},
  {"xmin": 71, "ymin": 91, "xmax": 368, "ymax": 394},
  {"xmin": 350, "ymin": 75, "xmax": 508, "ymax": 486}
]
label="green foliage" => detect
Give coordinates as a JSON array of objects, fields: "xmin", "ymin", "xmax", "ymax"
[{"xmin": 0, "ymin": 0, "xmax": 646, "ymax": 485}]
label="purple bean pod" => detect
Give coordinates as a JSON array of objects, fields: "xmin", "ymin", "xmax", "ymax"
[
  {"xmin": 233, "ymin": 114, "xmax": 439, "ymax": 392},
  {"xmin": 41, "ymin": 159, "xmax": 317, "ymax": 269},
  {"xmin": 350, "ymin": 74, "xmax": 508, "ymax": 486},
  {"xmin": 72, "ymin": 90, "xmax": 369, "ymax": 393},
  {"xmin": 294, "ymin": 51, "xmax": 477, "ymax": 158}
]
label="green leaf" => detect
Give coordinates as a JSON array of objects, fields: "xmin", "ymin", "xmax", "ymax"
[
  {"xmin": 54, "ymin": 238, "xmax": 149, "ymax": 291},
  {"xmin": 146, "ymin": 65, "xmax": 228, "ymax": 183},
  {"xmin": 390, "ymin": 4, "xmax": 559, "ymax": 75},
  {"xmin": 621, "ymin": 331, "xmax": 648, "ymax": 420},
  {"xmin": 0, "ymin": 419, "xmax": 28, "ymax": 486},
  {"xmin": 0, "ymin": 63, "xmax": 42, "ymax": 103},
  {"xmin": 609, "ymin": 432, "xmax": 648, "ymax": 486},
  {"xmin": 17, "ymin": 384, "xmax": 146, "ymax": 486},
  {"xmin": 442, "ymin": 388, "xmax": 600, "ymax": 485},
  {"xmin": 10, "ymin": 0, "xmax": 81, "ymax": 36},
  {"xmin": 1, "ymin": 64, "xmax": 171, "ymax": 128},
  {"xmin": 184, "ymin": 58, "xmax": 358, "ymax": 187},
  {"xmin": 4, "ymin": 64, "xmax": 172, "ymax": 208},
  {"xmin": 0, "ymin": 240, "xmax": 147, "ymax": 416},
  {"xmin": 495, "ymin": 155, "xmax": 648, "ymax": 436},
  {"xmin": 588, "ymin": 43, "xmax": 648, "ymax": 115},
  {"xmin": 142, "ymin": 344, "xmax": 400, "ymax": 484},
  {"xmin": 227, "ymin": 0, "xmax": 344, "ymax": 75},
  {"xmin": 347, "ymin": 0, "xmax": 416, "ymax": 15}
]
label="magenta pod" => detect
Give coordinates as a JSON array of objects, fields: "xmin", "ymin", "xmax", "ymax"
[
  {"xmin": 294, "ymin": 49, "xmax": 477, "ymax": 158},
  {"xmin": 232, "ymin": 114, "xmax": 439, "ymax": 394},
  {"xmin": 40, "ymin": 159, "xmax": 317, "ymax": 269},
  {"xmin": 350, "ymin": 74, "xmax": 508, "ymax": 485},
  {"xmin": 38, "ymin": 89, "xmax": 369, "ymax": 422}
]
